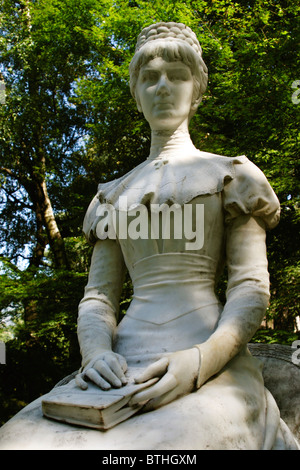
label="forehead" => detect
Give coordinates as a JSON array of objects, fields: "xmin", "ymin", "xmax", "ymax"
[{"xmin": 140, "ymin": 57, "xmax": 191, "ymax": 72}]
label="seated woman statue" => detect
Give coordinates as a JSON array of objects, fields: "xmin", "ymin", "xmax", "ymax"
[{"xmin": 0, "ymin": 22, "xmax": 299, "ymax": 450}]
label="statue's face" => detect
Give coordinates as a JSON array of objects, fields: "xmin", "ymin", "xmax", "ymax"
[{"xmin": 136, "ymin": 57, "xmax": 194, "ymax": 131}]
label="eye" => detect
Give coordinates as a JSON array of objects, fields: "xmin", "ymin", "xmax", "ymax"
[
  {"xmin": 140, "ymin": 70, "xmax": 159, "ymax": 84},
  {"xmin": 168, "ymin": 70, "xmax": 190, "ymax": 82}
]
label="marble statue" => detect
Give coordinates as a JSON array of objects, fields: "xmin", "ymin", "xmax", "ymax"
[{"xmin": 0, "ymin": 22, "xmax": 299, "ymax": 450}]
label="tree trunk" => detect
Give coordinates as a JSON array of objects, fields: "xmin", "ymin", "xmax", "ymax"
[
  {"xmin": 29, "ymin": 199, "xmax": 47, "ymax": 269},
  {"xmin": 33, "ymin": 179, "xmax": 69, "ymax": 270},
  {"xmin": 40, "ymin": 180, "xmax": 69, "ymax": 269},
  {"xmin": 23, "ymin": 178, "xmax": 69, "ymax": 323}
]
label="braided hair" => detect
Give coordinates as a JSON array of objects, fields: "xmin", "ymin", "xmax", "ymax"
[{"xmin": 129, "ymin": 22, "xmax": 208, "ymax": 117}]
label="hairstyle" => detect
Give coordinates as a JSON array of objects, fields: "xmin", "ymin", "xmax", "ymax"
[{"xmin": 129, "ymin": 22, "xmax": 208, "ymax": 117}]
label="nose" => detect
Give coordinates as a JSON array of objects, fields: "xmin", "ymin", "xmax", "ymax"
[{"xmin": 156, "ymin": 74, "xmax": 170, "ymax": 96}]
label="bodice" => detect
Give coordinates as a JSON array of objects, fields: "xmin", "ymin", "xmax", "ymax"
[
  {"xmin": 82, "ymin": 149, "xmax": 281, "ymax": 366},
  {"xmin": 128, "ymin": 252, "xmax": 219, "ymax": 324}
]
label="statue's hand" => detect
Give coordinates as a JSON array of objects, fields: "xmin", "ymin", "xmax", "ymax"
[
  {"xmin": 129, "ymin": 348, "xmax": 200, "ymax": 410},
  {"xmin": 75, "ymin": 351, "xmax": 128, "ymax": 390}
]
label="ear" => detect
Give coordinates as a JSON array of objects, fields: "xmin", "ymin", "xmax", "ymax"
[
  {"xmin": 191, "ymin": 96, "xmax": 202, "ymax": 112},
  {"xmin": 189, "ymin": 96, "xmax": 203, "ymax": 121}
]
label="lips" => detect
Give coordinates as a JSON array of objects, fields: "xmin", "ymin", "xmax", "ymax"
[{"xmin": 154, "ymin": 101, "xmax": 173, "ymax": 109}]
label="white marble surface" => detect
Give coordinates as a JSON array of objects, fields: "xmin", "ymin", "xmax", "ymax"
[{"xmin": 0, "ymin": 22, "xmax": 298, "ymax": 450}]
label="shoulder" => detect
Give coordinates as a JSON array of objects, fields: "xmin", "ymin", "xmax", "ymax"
[
  {"xmin": 222, "ymin": 156, "xmax": 281, "ymax": 230},
  {"xmin": 82, "ymin": 194, "xmax": 101, "ymax": 244}
]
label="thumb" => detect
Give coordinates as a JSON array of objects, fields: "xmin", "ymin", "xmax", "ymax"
[
  {"xmin": 115, "ymin": 353, "xmax": 128, "ymax": 373},
  {"xmin": 134, "ymin": 357, "xmax": 169, "ymax": 384}
]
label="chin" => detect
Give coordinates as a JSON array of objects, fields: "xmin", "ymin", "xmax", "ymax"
[{"xmin": 150, "ymin": 118, "xmax": 186, "ymax": 132}]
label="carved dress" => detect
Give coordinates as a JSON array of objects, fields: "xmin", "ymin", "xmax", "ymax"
[
  {"xmin": 0, "ymin": 136, "xmax": 298, "ymax": 450},
  {"xmin": 77, "ymin": 135, "xmax": 297, "ymax": 450}
]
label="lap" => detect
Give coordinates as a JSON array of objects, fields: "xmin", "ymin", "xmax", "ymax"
[{"xmin": 0, "ymin": 353, "xmax": 294, "ymax": 450}]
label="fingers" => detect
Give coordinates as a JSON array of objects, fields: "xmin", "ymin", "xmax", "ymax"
[
  {"xmin": 76, "ymin": 352, "xmax": 128, "ymax": 390},
  {"xmin": 134, "ymin": 357, "xmax": 169, "ymax": 384},
  {"xmin": 84, "ymin": 367, "xmax": 112, "ymax": 390},
  {"xmin": 75, "ymin": 372, "xmax": 88, "ymax": 390},
  {"xmin": 94, "ymin": 358, "xmax": 124, "ymax": 388},
  {"xmin": 130, "ymin": 371, "xmax": 177, "ymax": 406},
  {"xmin": 75, "ymin": 370, "xmax": 110, "ymax": 391},
  {"xmin": 106, "ymin": 354, "xmax": 127, "ymax": 385},
  {"xmin": 82, "ymin": 359, "xmax": 122, "ymax": 389},
  {"xmin": 115, "ymin": 353, "xmax": 128, "ymax": 374}
]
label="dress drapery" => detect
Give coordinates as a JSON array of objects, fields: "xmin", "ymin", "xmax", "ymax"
[
  {"xmin": 0, "ymin": 149, "xmax": 298, "ymax": 450},
  {"xmin": 76, "ymin": 150, "xmax": 297, "ymax": 449}
]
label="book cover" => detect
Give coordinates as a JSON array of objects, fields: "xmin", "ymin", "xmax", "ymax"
[{"xmin": 42, "ymin": 368, "xmax": 158, "ymax": 430}]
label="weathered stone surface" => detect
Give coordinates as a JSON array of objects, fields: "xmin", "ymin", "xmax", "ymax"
[
  {"xmin": 249, "ymin": 343, "xmax": 300, "ymax": 442},
  {"xmin": 54, "ymin": 343, "xmax": 300, "ymax": 442}
]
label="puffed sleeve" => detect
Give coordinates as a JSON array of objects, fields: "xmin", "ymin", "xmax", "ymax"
[
  {"xmin": 223, "ymin": 158, "xmax": 280, "ymax": 230},
  {"xmin": 82, "ymin": 192, "xmax": 117, "ymax": 244},
  {"xmin": 82, "ymin": 194, "xmax": 102, "ymax": 244}
]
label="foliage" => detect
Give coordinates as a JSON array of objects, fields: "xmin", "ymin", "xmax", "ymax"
[
  {"xmin": 0, "ymin": 0, "xmax": 299, "ymax": 424},
  {"xmin": 252, "ymin": 328, "xmax": 300, "ymax": 346}
]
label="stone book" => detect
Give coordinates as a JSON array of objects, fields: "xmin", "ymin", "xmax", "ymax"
[{"xmin": 42, "ymin": 369, "xmax": 158, "ymax": 431}]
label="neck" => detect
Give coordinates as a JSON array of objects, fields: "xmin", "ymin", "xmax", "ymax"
[{"xmin": 148, "ymin": 126, "xmax": 196, "ymax": 160}]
